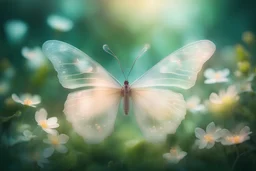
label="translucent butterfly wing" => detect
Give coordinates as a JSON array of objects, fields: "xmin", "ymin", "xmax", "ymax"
[
  {"xmin": 43, "ymin": 40, "xmax": 122, "ymax": 144},
  {"xmin": 42, "ymin": 40, "xmax": 121, "ymax": 89},
  {"xmin": 64, "ymin": 88, "xmax": 121, "ymax": 144},
  {"xmin": 131, "ymin": 40, "xmax": 216, "ymax": 89},
  {"xmin": 131, "ymin": 88, "xmax": 186, "ymax": 143},
  {"xmin": 131, "ymin": 40, "xmax": 215, "ymax": 142}
]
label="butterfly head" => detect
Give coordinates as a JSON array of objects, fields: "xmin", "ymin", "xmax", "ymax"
[{"xmin": 124, "ymin": 80, "xmax": 129, "ymax": 86}]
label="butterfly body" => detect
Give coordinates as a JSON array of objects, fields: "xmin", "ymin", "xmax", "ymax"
[
  {"xmin": 43, "ymin": 40, "xmax": 216, "ymax": 144},
  {"xmin": 121, "ymin": 80, "xmax": 131, "ymax": 115}
]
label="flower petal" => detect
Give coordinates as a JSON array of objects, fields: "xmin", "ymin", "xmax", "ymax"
[
  {"xmin": 239, "ymin": 126, "xmax": 251, "ymax": 135},
  {"xmin": 209, "ymin": 93, "xmax": 222, "ymax": 104},
  {"xmin": 59, "ymin": 134, "xmax": 69, "ymax": 144},
  {"xmin": 47, "ymin": 117, "xmax": 58, "ymax": 125},
  {"xmin": 23, "ymin": 130, "xmax": 32, "ymax": 137},
  {"xmin": 43, "ymin": 128, "xmax": 58, "ymax": 135},
  {"xmin": 35, "ymin": 108, "xmax": 47, "ymax": 123},
  {"xmin": 195, "ymin": 128, "xmax": 205, "ymax": 139},
  {"xmin": 56, "ymin": 145, "xmax": 68, "ymax": 153},
  {"xmin": 221, "ymin": 69, "xmax": 230, "ymax": 77},
  {"xmin": 43, "ymin": 147, "xmax": 54, "ymax": 158},
  {"xmin": 206, "ymin": 122, "xmax": 216, "ymax": 134},
  {"xmin": 204, "ymin": 68, "xmax": 215, "ymax": 78},
  {"xmin": 198, "ymin": 140, "xmax": 207, "ymax": 149},
  {"xmin": 31, "ymin": 95, "xmax": 41, "ymax": 104},
  {"xmin": 12, "ymin": 94, "xmax": 22, "ymax": 103},
  {"xmin": 204, "ymin": 79, "xmax": 216, "ymax": 84},
  {"xmin": 206, "ymin": 141, "xmax": 215, "ymax": 149}
]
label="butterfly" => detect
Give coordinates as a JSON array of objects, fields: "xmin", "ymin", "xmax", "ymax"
[{"xmin": 42, "ymin": 40, "xmax": 215, "ymax": 144}]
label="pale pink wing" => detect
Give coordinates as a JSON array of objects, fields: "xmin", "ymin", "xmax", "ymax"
[
  {"xmin": 64, "ymin": 88, "xmax": 121, "ymax": 144},
  {"xmin": 131, "ymin": 40, "xmax": 215, "ymax": 89},
  {"xmin": 131, "ymin": 88, "xmax": 186, "ymax": 143},
  {"xmin": 43, "ymin": 40, "xmax": 122, "ymax": 143},
  {"xmin": 42, "ymin": 40, "xmax": 121, "ymax": 89}
]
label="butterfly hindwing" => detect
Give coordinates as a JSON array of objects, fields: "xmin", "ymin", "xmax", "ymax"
[
  {"xmin": 64, "ymin": 88, "xmax": 121, "ymax": 144},
  {"xmin": 131, "ymin": 88, "xmax": 186, "ymax": 142}
]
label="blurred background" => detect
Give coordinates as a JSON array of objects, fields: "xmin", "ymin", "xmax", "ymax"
[{"xmin": 0, "ymin": 0, "xmax": 256, "ymax": 171}]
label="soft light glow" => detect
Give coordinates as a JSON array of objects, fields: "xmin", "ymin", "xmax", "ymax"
[{"xmin": 4, "ymin": 20, "xmax": 28, "ymax": 44}]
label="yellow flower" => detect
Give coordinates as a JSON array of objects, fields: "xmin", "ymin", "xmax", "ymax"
[{"xmin": 208, "ymin": 85, "xmax": 239, "ymax": 114}]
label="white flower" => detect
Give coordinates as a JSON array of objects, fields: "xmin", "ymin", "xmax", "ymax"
[
  {"xmin": 30, "ymin": 151, "xmax": 49, "ymax": 168},
  {"xmin": 195, "ymin": 122, "xmax": 222, "ymax": 149},
  {"xmin": 163, "ymin": 146, "xmax": 187, "ymax": 164},
  {"xmin": 220, "ymin": 126, "xmax": 252, "ymax": 145},
  {"xmin": 17, "ymin": 130, "xmax": 36, "ymax": 142},
  {"xmin": 35, "ymin": 108, "xmax": 59, "ymax": 135},
  {"xmin": 209, "ymin": 85, "xmax": 239, "ymax": 105},
  {"xmin": 21, "ymin": 46, "xmax": 47, "ymax": 70},
  {"xmin": 12, "ymin": 93, "xmax": 41, "ymax": 107},
  {"xmin": 4, "ymin": 20, "xmax": 28, "ymax": 44},
  {"xmin": 47, "ymin": 15, "xmax": 73, "ymax": 32},
  {"xmin": 43, "ymin": 133, "xmax": 69, "ymax": 158},
  {"xmin": 186, "ymin": 96, "xmax": 206, "ymax": 113},
  {"xmin": 204, "ymin": 68, "xmax": 230, "ymax": 84}
]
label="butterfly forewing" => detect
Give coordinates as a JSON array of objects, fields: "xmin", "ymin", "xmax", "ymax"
[
  {"xmin": 42, "ymin": 40, "xmax": 121, "ymax": 89},
  {"xmin": 131, "ymin": 40, "xmax": 216, "ymax": 89}
]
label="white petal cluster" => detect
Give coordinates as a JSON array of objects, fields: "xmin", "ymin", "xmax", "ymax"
[
  {"xmin": 12, "ymin": 93, "xmax": 41, "ymax": 107},
  {"xmin": 204, "ymin": 68, "xmax": 230, "ymax": 84},
  {"xmin": 35, "ymin": 108, "xmax": 59, "ymax": 135}
]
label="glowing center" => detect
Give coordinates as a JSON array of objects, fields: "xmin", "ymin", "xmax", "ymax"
[
  {"xmin": 23, "ymin": 98, "xmax": 33, "ymax": 106},
  {"xmin": 170, "ymin": 149, "xmax": 178, "ymax": 155},
  {"xmin": 222, "ymin": 95, "xmax": 235, "ymax": 105},
  {"xmin": 227, "ymin": 135, "xmax": 242, "ymax": 144},
  {"xmin": 204, "ymin": 134, "xmax": 214, "ymax": 142},
  {"xmin": 51, "ymin": 137, "xmax": 60, "ymax": 145},
  {"xmin": 39, "ymin": 120, "xmax": 48, "ymax": 129},
  {"xmin": 214, "ymin": 73, "xmax": 222, "ymax": 80}
]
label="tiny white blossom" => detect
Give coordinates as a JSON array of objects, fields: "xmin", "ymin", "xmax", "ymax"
[
  {"xmin": 47, "ymin": 15, "xmax": 73, "ymax": 32},
  {"xmin": 35, "ymin": 108, "xmax": 59, "ymax": 135},
  {"xmin": 12, "ymin": 93, "xmax": 41, "ymax": 107},
  {"xmin": 31, "ymin": 151, "xmax": 49, "ymax": 168},
  {"xmin": 186, "ymin": 96, "xmax": 206, "ymax": 114},
  {"xmin": 4, "ymin": 20, "xmax": 28, "ymax": 44},
  {"xmin": 21, "ymin": 46, "xmax": 47, "ymax": 70},
  {"xmin": 163, "ymin": 146, "xmax": 187, "ymax": 164},
  {"xmin": 220, "ymin": 126, "xmax": 252, "ymax": 145},
  {"xmin": 204, "ymin": 68, "xmax": 230, "ymax": 84},
  {"xmin": 43, "ymin": 133, "xmax": 69, "ymax": 158},
  {"xmin": 209, "ymin": 85, "xmax": 239, "ymax": 105},
  {"xmin": 17, "ymin": 130, "xmax": 36, "ymax": 142},
  {"xmin": 195, "ymin": 122, "xmax": 222, "ymax": 149}
]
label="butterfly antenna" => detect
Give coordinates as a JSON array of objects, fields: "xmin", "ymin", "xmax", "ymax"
[
  {"xmin": 127, "ymin": 44, "xmax": 150, "ymax": 79},
  {"xmin": 103, "ymin": 44, "xmax": 127, "ymax": 79}
]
